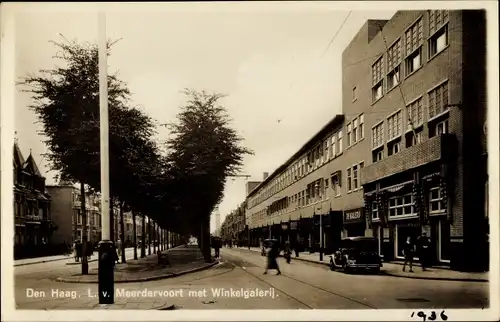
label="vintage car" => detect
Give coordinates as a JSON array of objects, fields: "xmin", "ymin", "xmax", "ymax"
[{"xmin": 329, "ymin": 236, "xmax": 382, "ymax": 274}]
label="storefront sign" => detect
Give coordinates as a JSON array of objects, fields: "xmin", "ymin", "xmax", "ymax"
[
  {"xmin": 343, "ymin": 208, "xmax": 365, "ymax": 224},
  {"xmin": 281, "ymin": 223, "xmax": 288, "ymax": 231},
  {"xmin": 289, "ymin": 221, "xmax": 298, "ymax": 230}
]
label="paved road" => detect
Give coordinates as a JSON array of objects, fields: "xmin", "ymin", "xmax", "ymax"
[{"xmin": 14, "ymin": 246, "xmax": 488, "ymax": 309}]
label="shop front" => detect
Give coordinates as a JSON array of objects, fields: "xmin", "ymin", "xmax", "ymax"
[{"xmin": 343, "ymin": 208, "xmax": 366, "ymax": 238}]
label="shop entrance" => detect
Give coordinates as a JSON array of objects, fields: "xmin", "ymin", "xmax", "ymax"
[
  {"xmin": 346, "ymin": 223, "xmax": 365, "ymax": 237},
  {"xmin": 395, "ymin": 224, "xmax": 421, "ymax": 259}
]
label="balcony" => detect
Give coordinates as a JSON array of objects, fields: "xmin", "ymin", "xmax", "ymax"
[{"xmin": 361, "ymin": 134, "xmax": 456, "ymax": 185}]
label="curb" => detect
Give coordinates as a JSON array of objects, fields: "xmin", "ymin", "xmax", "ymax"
[
  {"xmin": 381, "ymin": 271, "xmax": 488, "ymax": 283},
  {"xmin": 55, "ymin": 260, "xmax": 219, "ymax": 284},
  {"xmin": 14, "ymin": 256, "xmax": 72, "ymax": 267},
  {"xmin": 230, "ymin": 248, "xmax": 488, "ymax": 282},
  {"xmin": 66, "ymin": 259, "xmax": 98, "ymax": 265}
]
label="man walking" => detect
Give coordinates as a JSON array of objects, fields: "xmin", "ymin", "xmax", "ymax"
[
  {"xmin": 402, "ymin": 236, "xmax": 415, "ymax": 273},
  {"xmin": 212, "ymin": 237, "xmax": 221, "ymax": 259},
  {"xmin": 263, "ymin": 240, "xmax": 282, "ymax": 275}
]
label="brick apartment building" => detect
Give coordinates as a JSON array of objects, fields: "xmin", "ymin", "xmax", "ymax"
[
  {"xmin": 343, "ymin": 10, "xmax": 487, "ymax": 271},
  {"xmin": 242, "ymin": 10, "xmax": 487, "ymax": 272},
  {"xmin": 13, "ymin": 142, "xmax": 54, "ymax": 259},
  {"xmin": 47, "ymin": 184, "xmax": 102, "ymax": 245}
]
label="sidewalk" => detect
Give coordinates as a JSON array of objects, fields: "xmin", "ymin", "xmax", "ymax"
[
  {"xmin": 56, "ymin": 245, "xmax": 218, "ymax": 283},
  {"xmin": 14, "ymin": 247, "xmax": 135, "ymax": 267},
  {"xmin": 235, "ymin": 246, "xmax": 488, "ymax": 282}
]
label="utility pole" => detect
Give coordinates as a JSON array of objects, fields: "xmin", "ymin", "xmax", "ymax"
[{"xmin": 97, "ymin": 12, "xmax": 114, "ymax": 305}]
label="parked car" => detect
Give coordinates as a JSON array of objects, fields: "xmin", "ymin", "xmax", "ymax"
[{"xmin": 329, "ymin": 237, "xmax": 382, "ymax": 274}]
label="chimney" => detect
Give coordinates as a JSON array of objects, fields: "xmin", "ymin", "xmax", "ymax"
[{"xmin": 263, "ymin": 172, "xmax": 269, "ymax": 180}]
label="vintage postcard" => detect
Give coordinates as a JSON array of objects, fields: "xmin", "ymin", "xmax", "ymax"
[{"xmin": 1, "ymin": 1, "xmax": 498, "ymax": 321}]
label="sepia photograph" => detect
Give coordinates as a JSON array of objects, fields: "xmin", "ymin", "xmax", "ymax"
[{"xmin": 1, "ymin": 1, "xmax": 498, "ymax": 321}]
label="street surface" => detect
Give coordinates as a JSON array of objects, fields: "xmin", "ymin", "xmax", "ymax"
[{"xmin": 14, "ymin": 246, "xmax": 488, "ymax": 309}]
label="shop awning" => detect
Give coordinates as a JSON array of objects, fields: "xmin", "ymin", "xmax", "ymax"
[
  {"xmin": 364, "ymin": 190, "xmax": 377, "ymax": 197},
  {"xmin": 381, "ymin": 180, "xmax": 413, "ymax": 193}
]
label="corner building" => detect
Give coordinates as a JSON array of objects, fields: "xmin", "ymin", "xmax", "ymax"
[{"xmin": 343, "ymin": 11, "xmax": 487, "ymax": 271}]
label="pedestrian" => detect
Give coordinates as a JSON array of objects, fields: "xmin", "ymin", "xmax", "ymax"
[
  {"xmin": 263, "ymin": 240, "xmax": 282, "ymax": 275},
  {"xmin": 283, "ymin": 240, "xmax": 291, "ymax": 264},
  {"xmin": 402, "ymin": 236, "xmax": 415, "ymax": 273},
  {"xmin": 417, "ymin": 233, "xmax": 430, "ymax": 271},
  {"xmin": 116, "ymin": 238, "xmax": 122, "ymax": 261},
  {"xmin": 292, "ymin": 238, "xmax": 300, "ymax": 257},
  {"xmin": 212, "ymin": 237, "xmax": 221, "ymax": 258}
]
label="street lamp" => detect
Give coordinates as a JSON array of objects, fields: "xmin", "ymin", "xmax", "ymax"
[{"xmin": 97, "ymin": 12, "xmax": 114, "ymax": 305}]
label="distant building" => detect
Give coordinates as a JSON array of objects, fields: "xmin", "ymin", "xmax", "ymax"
[
  {"xmin": 13, "ymin": 142, "xmax": 53, "ymax": 258},
  {"xmin": 47, "ymin": 184, "xmax": 101, "ymax": 245}
]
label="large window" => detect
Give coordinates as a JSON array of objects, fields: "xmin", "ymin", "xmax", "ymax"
[
  {"xmin": 372, "ymin": 122, "xmax": 384, "ymax": 148},
  {"xmin": 372, "ymin": 57, "xmax": 384, "ymax": 102},
  {"xmin": 338, "ymin": 130, "xmax": 343, "ymax": 153},
  {"xmin": 387, "ymin": 39, "xmax": 401, "ymax": 89},
  {"xmin": 428, "ymin": 81, "xmax": 449, "ymax": 119},
  {"xmin": 331, "ymin": 174, "xmax": 341, "ymax": 197},
  {"xmin": 388, "ymin": 194, "xmax": 414, "ymax": 217},
  {"xmin": 429, "ymin": 10, "xmax": 449, "ymax": 57},
  {"xmin": 352, "ymin": 164, "xmax": 359, "ymax": 190},
  {"xmin": 407, "ymin": 98, "xmax": 424, "ymax": 130},
  {"xmin": 347, "ymin": 123, "xmax": 352, "ymax": 147},
  {"xmin": 387, "ymin": 110, "xmax": 402, "ymax": 141},
  {"xmin": 404, "ymin": 18, "xmax": 423, "ymax": 76}
]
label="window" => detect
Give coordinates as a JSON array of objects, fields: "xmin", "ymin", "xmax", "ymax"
[
  {"xmin": 435, "ymin": 119, "xmax": 449, "ymax": 135},
  {"xmin": 387, "ymin": 111, "xmax": 402, "ymax": 141},
  {"xmin": 429, "ymin": 24, "xmax": 448, "ymax": 57},
  {"xmin": 372, "ymin": 202, "xmax": 379, "ymax": 220},
  {"xmin": 388, "ymin": 141, "xmax": 400, "ymax": 156},
  {"xmin": 330, "ymin": 136, "xmax": 335, "ymax": 158},
  {"xmin": 372, "ymin": 57, "xmax": 384, "ymax": 102},
  {"xmin": 429, "ymin": 10, "xmax": 449, "ymax": 35},
  {"xmin": 372, "ymin": 122, "xmax": 384, "ymax": 148},
  {"xmin": 407, "ymin": 98, "xmax": 424, "ymax": 129},
  {"xmin": 373, "ymin": 150, "xmax": 383, "ymax": 163},
  {"xmin": 331, "ymin": 174, "xmax": 341, "ymax": 197},
  {"xmin": 352, "ymin": 165, "xmax": 358, "ymax": 190},
  {"xmin": 388, "ymin": 194, "xmax": 414, "ymax": 217},
  {"xmin": 428, "ymin": 81, "xmax": 449, "ymax": 119},
  {"xmin": 325, "ymin": 178, "xmax": 329, "ymax": 190},
  {"xmin": 324, "ymin": 139, "xmax": 330, "ymax": 162},
  {"xmin": 352, "ymin": 118, "xmax": 358, "ymax": 144},
  {"xmin": 347, "ymin": 168, "xmax": 352, "ymax": 192},
  {"xmin": 359, "ymin": 114, "xmax": 365, "ymax": 139},
  {"xmin": 404, "ymin": 18, "xmax": 423, "ymax": 76},
  {"xmin": 387, "ymin": 39, "xmax": 401, "ymax": 89},
  {"xmin": 338, "ymin": 130, "xmax": 343, "ymax": 153},
  {"xmin": 429, "ymin": 187, "xmax": 445, "ymax": 213},
  {"xmin": 406, "ymin": 130, "xmax": 423, "ymax": 148},
  {"xmin": 347, "ymin": 123, "xmax": 352, "ymax": 147},
  {"xmin": 352, "ymin": 87, "xmax": 357, "ymax": 101}
]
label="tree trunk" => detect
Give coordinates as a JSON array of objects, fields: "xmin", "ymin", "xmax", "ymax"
[
  {"xmin": 141, "ymin": 214, "xmax": 146, "ymax": 258},
  {"xmin": 80, "ymin": 182, "xmax": 89, "ymax": 274},
  {"xmin": 201, "ymin": 217, "xmax": 211, "ymax": 262},
  {"xmin": 132, "ymin": 210, "xmax": 138, "ymax": 260},
  {"xmin": 148, "ymin": 218, "xmax": 152, "ymax": 255},
  {"xmin": 119, "ymin": 201, "xmax": 126, "ymax": 263}
]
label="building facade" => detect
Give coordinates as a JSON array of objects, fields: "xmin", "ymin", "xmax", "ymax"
[
  {"xmin": 343, "ymin": 10, "xmax": 487, "ymax": 271},
  {"xmin": 13, "ymin": 142, "xmax": 53, "ymax": 258},
  {"xmin": 242, "ymin": 10, "xmax": 487, "ymax": 272},
  {"xmin": 47, "ymin": 184, "xmax": 102, "ymax": 245}
]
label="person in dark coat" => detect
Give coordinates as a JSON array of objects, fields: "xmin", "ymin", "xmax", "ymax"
[
  {"xmin": 417, "ymin": 233, "xmax": 430, "ymax": 271},
  {"xmin": 263, "ymin": 240, "xmax": 282, "ymax": 275},
  {"xmin": 212, "ymin": 237, "xmax": 221, "ymax": 258},
  {"xmin": 283, "ymin": 240, "xmax": 292, "ymax": 264},
  {"xmin": 402, "ymin": 236, "xmax": 416, "ymax": 272}
]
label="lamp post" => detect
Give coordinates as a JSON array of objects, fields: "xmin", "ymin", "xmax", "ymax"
[{"xmin": 97, "ymin": 12, "xmax": 114, "ymax": 305}]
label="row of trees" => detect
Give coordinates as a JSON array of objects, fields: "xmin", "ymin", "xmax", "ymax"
[{"xmin": 19, "ymin": 37, "xmax": 252, "ymax": 274}]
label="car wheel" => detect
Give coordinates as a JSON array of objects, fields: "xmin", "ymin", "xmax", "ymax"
[{"xmin": 330, "ymin": 259, "xmax": 335, "ymax": 271}]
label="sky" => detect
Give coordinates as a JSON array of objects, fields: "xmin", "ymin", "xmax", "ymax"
[{"xmin": 12, "ymin": 3, "xmax": 396, "ymax": 233}]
